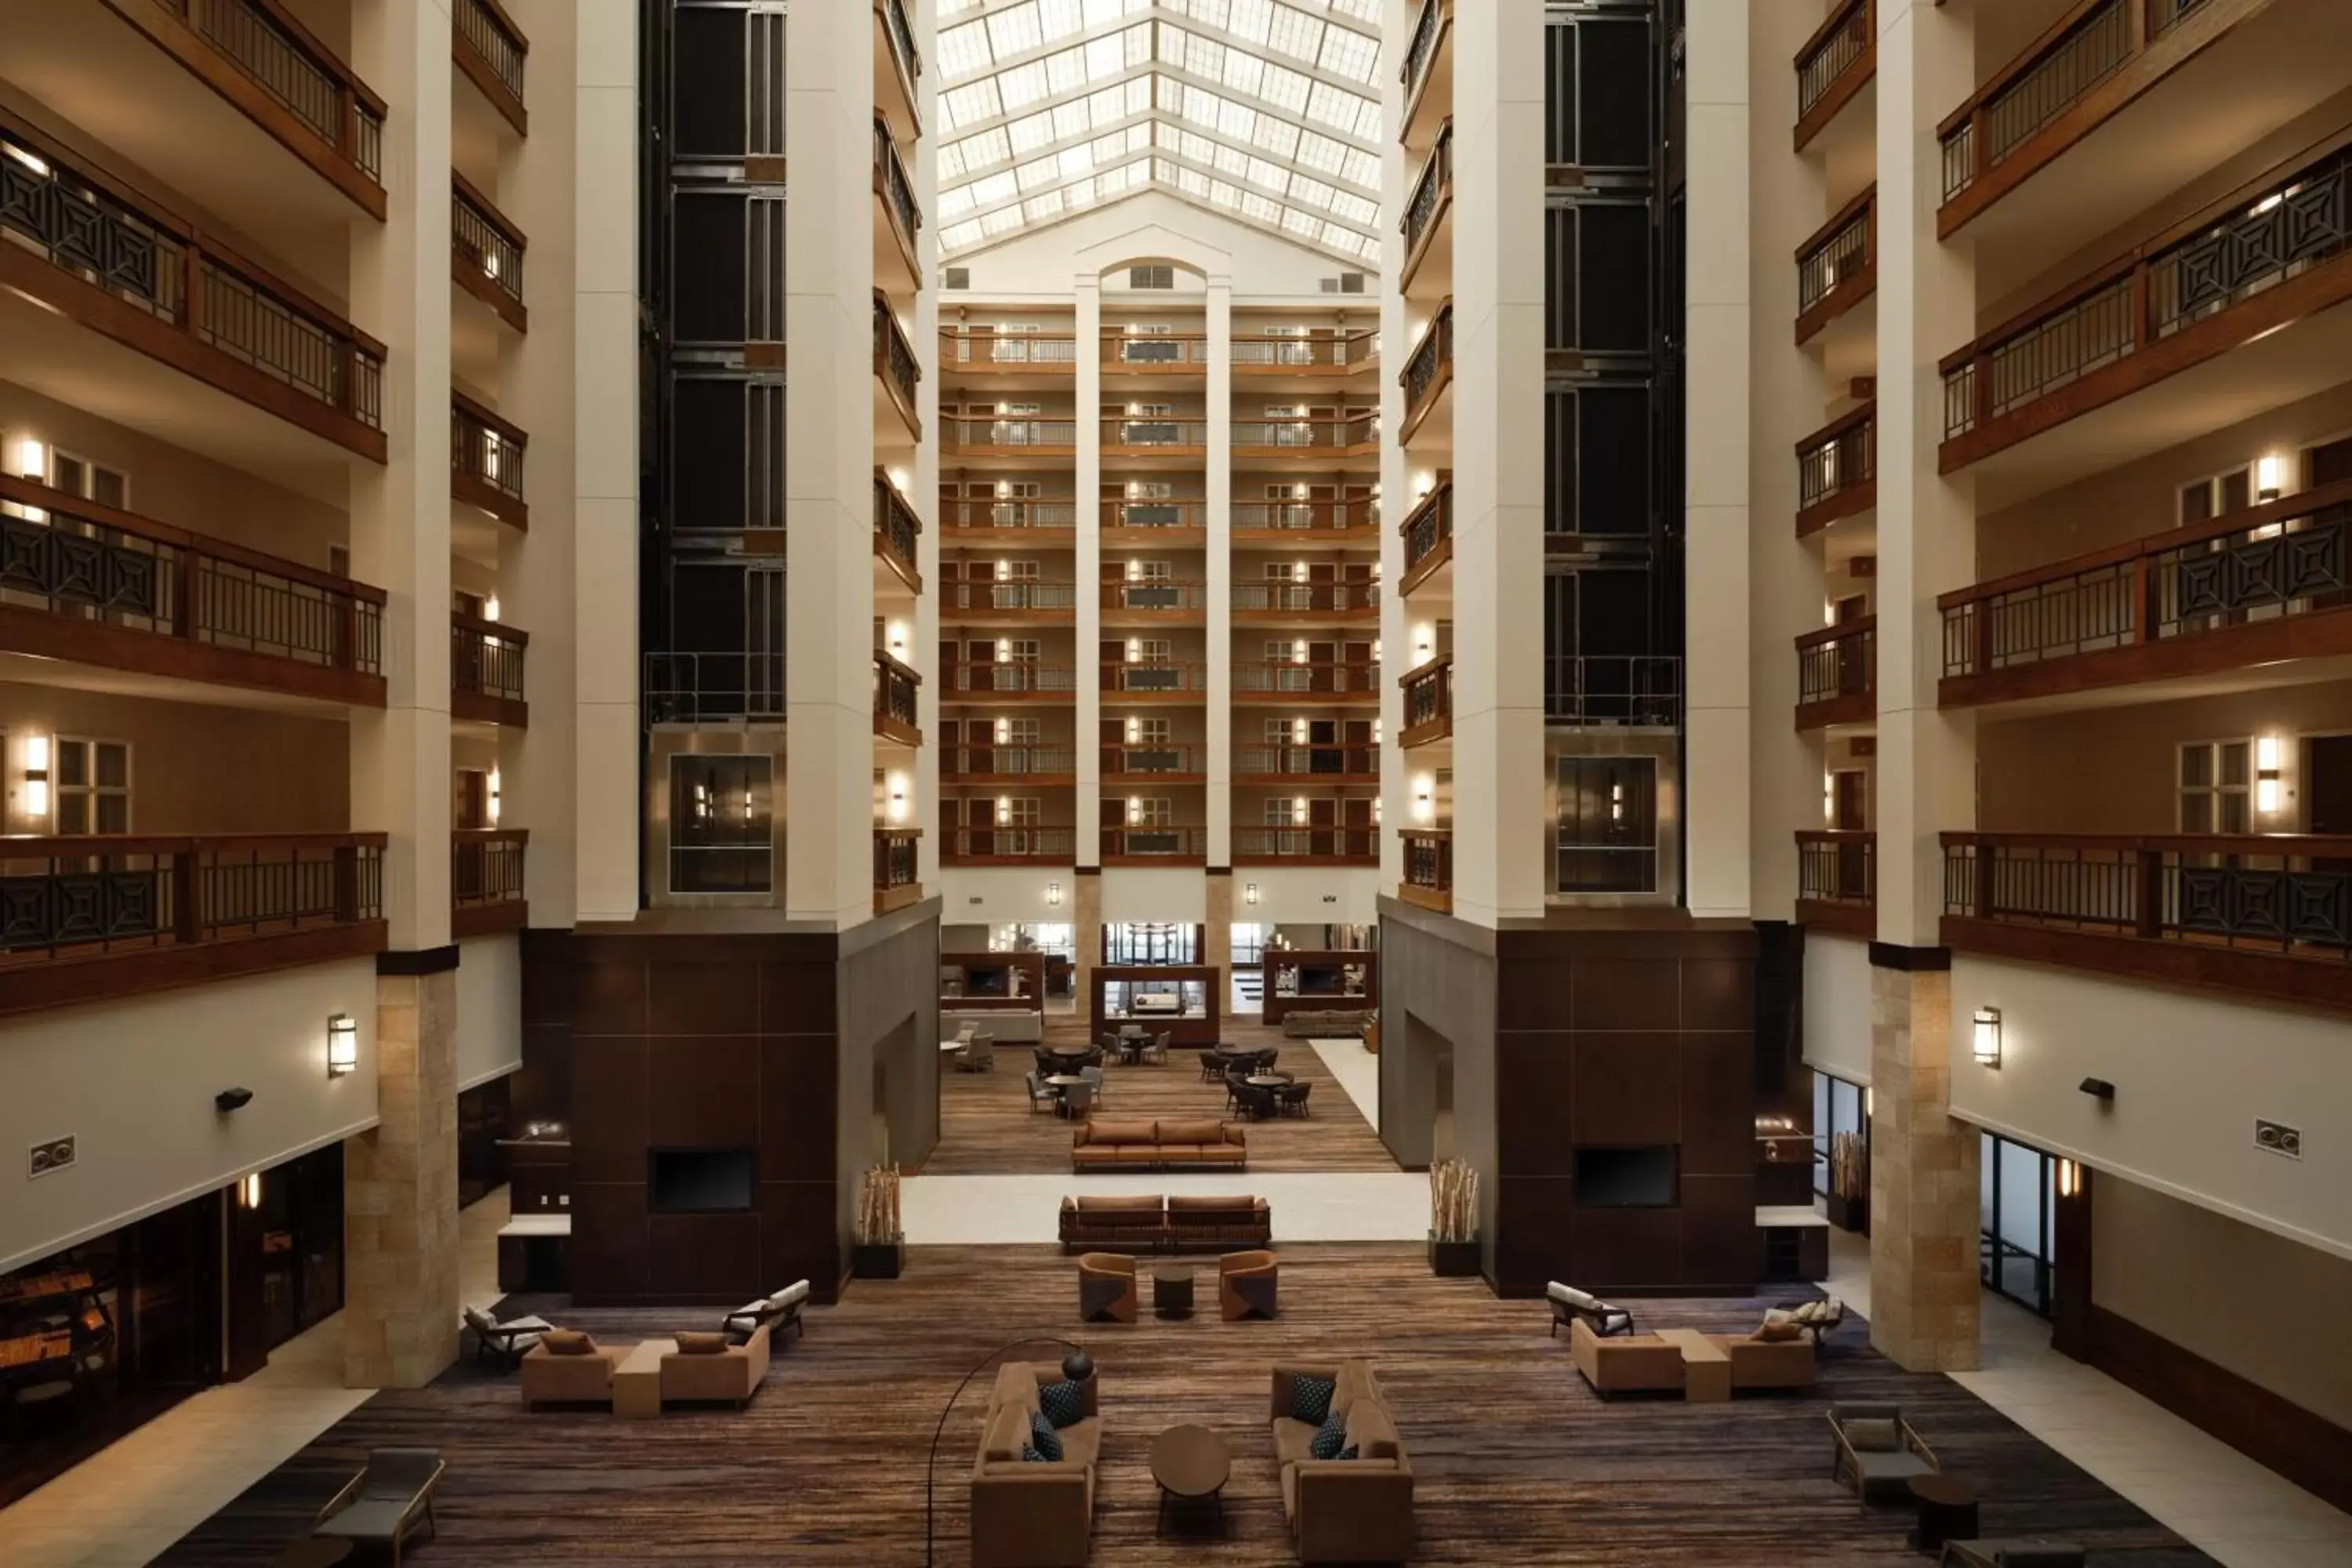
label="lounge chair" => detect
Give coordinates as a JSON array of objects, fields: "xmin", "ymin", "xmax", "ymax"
[
  {"xmin": 722, "ymin": 1280, "xmax": 810, "ymax": 1344},
  {"xmin": 463, "ymin": 1304, "xmax": 553, "ymax": 1367},
  {"xmin": 1545, "ymin": 1282, "xmax": 1635, "ymax": 1338},
  {"xmin": 1828, "ymin": 1402, "xmax": 1939, "ymax": 1510},
  {"xmin": 314, "ymin": 1446, "xmax": 445, "ymax": 1565}
]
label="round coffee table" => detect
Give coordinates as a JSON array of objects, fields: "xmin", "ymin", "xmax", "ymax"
[
  {"xmin": 1908, "ymin": 1472, "xmax": 1980, "ymax": 1552},
  {"xmin": 1152, "ymin": 1266, "xmax": 1195, "ymax": 1319},
  {"xmin": 1150, "ymin": 1425, "xmax": 1232, "ymax": 1536},
  {"xmin": 273, "ymin": 1540, "xmax": 354, "ymax": 1567}
]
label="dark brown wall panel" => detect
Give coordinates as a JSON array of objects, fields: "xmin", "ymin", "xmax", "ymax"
[
  {"xmin": 568, "ymin": 1036, "xmax": 651, "ymax": 1184},
  {"xmin": 649, "ymin": 960, "xmax": 763, "ymax": 1034},
  {"xmin": 1495, "ymin": 1031, "xmax": 1575, "ymax": 1177},
  {"xmin": 1679, "ymin": 1033, "xmax": 1755, "ymax": 1175},
  {"xmin": 646, "ymin": 1036, "xmax": 764, "ymax": 1149},
  {"xmin": 648, "ymin": 1211, "xmax": 763, "ymax": 1300},
  {"xmin": 1571, "ymin": 1207, "xmax": 1682, "ymax": 1290},
  {"xmin": 757, "ymin": 1036, "xmax": 840, "ymax": 1179},
  {"xmin": 1570, "ymin": 1033, "xmax": 1682, "ymax": 1146},
  {"xmin": 569, "ymin": 1180, "xmax": 650, "ymax": 1300},
  {"xmin": 1570, "ymin": 959, "xmax": 1679, "ymax": 1030}
]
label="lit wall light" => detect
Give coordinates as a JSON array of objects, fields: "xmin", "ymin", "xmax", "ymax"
[
  {"xmin": 238, "ymin": 1171, "xmax": 263, "ymax": 1210},
  {"xmin": 2056, "ymin": 1158, "xmax": 2080, "ymax": 1199},
  {"xmin": 482, "ymin": 593, "xmax": 501, "ymax": 623},
  {"xmin": 1291, "ymin": 797, "xmax": 1308, "ymax": 825},
  {"xmin": 1824, "ymin": 773, "xmax": 1837, "ymax": 826},
  {"xmin": 995, "ymin": 558, "xmax": 1012, "ymax": 583},
  {"xmin": 1126, "ymin": 797, "xmax": 1142, "ymax": 823},
  {"xmin": 995, "ymin": 637, "xmax": 1011, "ymax": 663},
  {"xmin": 1411, "ymin": 773, "xmax": 1435, "ymax": 823},
  {"xmin": 887, "ymin": 773, "xmax": 912, "ymax": 822},
  {"xmin": 1244, "ymin": 882, "xmax": 1259, "ymax": 906},
  {"xmin": 1412, "ymin": 471, "xmax": 1434, "ymax": 499},
  {"xmin": 487, "ymin": 768, "xmax": 503, "ymax": 826},
  {"xmin": 11, "ymin": 435, "xmax": 45, "ymax": 480},
  {"xmin": 2256, "ymin": 452, "xmax": 2288, "ymax": 502},
  {"xmin": 996, "ymin": 795, "xmax": 1013, "ymax": 825},
  {"xmin": 23, "ymin": 734, "xmax": 51, "ymax": 822},
  {"xmin": 1127, "ymin": 638, "xmax": 1142, "ymax": 663},
  {"xmin": 1411, "ymin": 623, "xmax": 1435, "ymax": 662},
  {"xmin": 1047, "ymin": 881, "xmax": 1062, "ymax": 907},
  {"xmin": 995, "ymin": 717, "xmax": 1012, "ymax": 743},
  {"xmin": 1972, "ymin": 1006, "xmax": 2002, "ymax": 1069},
  {"xmin": 327, "ymin": 1013, "xmax": 359, "ymax": 1077},
  {"xmin": 1124, "ymin": 717, "xmax": 1141, "ymax": 742},
  {"xmin": 1865, "ymin": 1085, "xmax": 1875, "ymax": 1119},
  {"xmin": 1290, "ymin": 638, "xmax": 1308, "ymax": 666},
  {"xmin": 1610, "ymin": 782, "xmax": 1625, "ymax": 823},
  {"xmin": 888, "ymin": 466, "xmax": 912, "ymax": 492},
  {"xmin": 2256, "ymin": 734, "xmax": 2286, "ymax": 815},
  {"xmin": 885, "ymin": 620, "xmax": 909, "ymax": 656}
]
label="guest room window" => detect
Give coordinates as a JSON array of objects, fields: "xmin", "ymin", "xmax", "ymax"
[
  {"xmin": 54, "ymin": 739, "xmax": 131, "ymax": 834},
  {"xmin": 2177, "ymin": 739, "xmax": 2251, "ymax": 833}
]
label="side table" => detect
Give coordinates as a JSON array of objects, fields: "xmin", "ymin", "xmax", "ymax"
[
  {"xmin": 1152, "ymin": 1267, "xmax": 1195, "ymax": 1319},
  {"xmin": 1908, "ymin": 1473, "xmax": 1980, "ymax": 1554},
  {"xmin": 1150, "ymin": 1424, "xmax": 1232, "ymax": 1537}
]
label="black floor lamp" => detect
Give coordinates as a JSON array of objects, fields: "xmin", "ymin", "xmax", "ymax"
[{"xmin": 925, "ymin": 1330, "xmax": 1095, "ymax": 1567}]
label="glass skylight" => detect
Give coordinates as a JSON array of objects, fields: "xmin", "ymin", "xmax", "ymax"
[{"xmin": 934, "ymin": 0, "xmax": 1383, "ymax": 265}]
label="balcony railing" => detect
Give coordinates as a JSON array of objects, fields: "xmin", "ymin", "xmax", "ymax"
[
  {"xmin": 873, "ymin": 470, "xmax": 922, "ymax": 587},
  {"xmin": 1402, "ymin": 119, "xmax": 1454, "ymax": 275},
  {"xmin": 452, "ymin": 612, "xmax": 526, "ymax": 717},
  {"xmin": 452, "ymin": 393, "xmax": 527, "ymax": 526},
  {"xmin": 1103, "ymin": 745, "xmax": 1205, "ymax": 778},
  {"xmin": 1231, "ymin": 332, "xmax": 1378, "ymax": 370},
  {"xmin": 1103, "ymin": 826, "xmax": 1210, "ymax": 862},
  {"xmin": 1399, "ymin": 300, "xmax": 1454, "ymax": 441},
  {"xmin": 944, "ymin": 661, "xmax": 1076, "ymax": 696},
  {"xmin": 1104, "ymin": 499, "xmax": 1206, "ymax": 530},
  {"xmin": 945, "ymin": 416, "xmax": 1077, "ymax": 450},
  {"xmin": 1938, "ymin": 0, "xmax": 2212, "ymax": 209},
  {"xmin": 942, "ymin": 746, "xmax": 1077, "ymax": 779},
  {"xmin": 942, "ymin": 581, "xmax": 1077, "ymax": 615},
  {"xmin": 1399, "ymin": 828, "xmax": 1453, "ymax": 913},
  {"xmin": 455, "ymin": 0, "xmax": 528, "ymax": 132},
  {"xmin": 643, "ymin": 651, "xmax": 784, "ymax": 724},
  {"xmin": 1399, "ymin": 479, "xmax": 1454, "ymax": 587},
  {"xmin": 873, "ymin": 649, "xmax": 922, "ymax": 742},
  {"xmin": 1545, "ymin": 655, "xmax": 1682, "ymax": 728},
  {"xmin": 1102, "ymin": 660, "xmax": 1210, "ymax": 695},
  {"xmin": 940, "ymin": 495, "xmax": 1077, "ymax": 531},
  {"xmin": 1399, "ymin": 0, "xmax": 1452, "ymax": 124},
  {"xmin": 1795, "ymin": 0, "xmax": 1873, "ymax": 149},
  {"xmin": 1233, "ymin": 497, "xmax": 1380, "ymax": 533},
  {"xmin": 1230, "ymin": 581, "xmax": 1379, "ymax": 615},
  {"xmin": 1942, "ymin": 829, "xmax": 2352, "ymax": 1007},
  {"xmin": 1940, "ymin": 142, "xmax": 2352, "ymax": 456},
  {"xmin": 452, "ymin": 828, "xmax": 527, "ymax": 935},
  {"xmin": 1102, "ymin": 334, "xmax": 1211, "ymax": 368},
  {"xmin": 1233, "ymin": 827, "xmax": 1379, "ymax": 863},
  {"xmin": 452, "ymin": 172, "xmax": 525, "ymax": 327},
  {"xmin": 944, "ymin": 827, "xmax": 1076, "ymax": 865},
  {"xmin": 1938, "ymin": 478, "xmax": 2352, "ymax": 702},
  {"xmin": 1796, "ymin": 619, "xmax": 1875, "ymax": 727},
  {"xmin": 1795, "ymin": 404, "xmax": 1876, "ymax": 534},
  {"xmin": 872, "ymin": 118, "xmax": 922, "ymax": 274},
  {"xmin": 0, "ymin": 473, "xmax": 384, "ymax": 696},
  {"xmin": 876, "ymin": 0, "xmax": 923, "ymax": 124},
  {"xmin": 1233, "ymin": 745, "xmax": 1379, "ymax": 779},
  {"xmin": 1101, "ymin": 417, "xmax": 1209, "ymax": 448},
  {"xmin": 1103, "ymin": 581, "xmax": 1209, "ymax": 614},
  {"xmin": 1231, "ymin": 416, "xmax": 1377, "ymax": 452},
  {"xmin": 0, "ymin": 832, "xmax": 385, "ymax": 1013},
  {"xmin": 873, "ymin": 827, "xmax": 921, "ymax": 913},
  {"xmin": 0, "ymin": 114, "xmax": 385, "ymax": 455},
  {"xmin": 1795, "ymin": 187, "xmax": 1875, "ymax": 343},
  {"xmin": 1234, "ymin": 661, "xmax": 1381, "ymax": 697},
  {"xmin": 873, "ymin": 292, "xmax": 922, "ymax": 437},
  {"xmin": 1399, "ymin": 657, "xmax": 1453, "ymax": 744},
  {"xmin": 157, "ymin": 0, "xmax": 387, "ymax": 194},
  {"xmin": 1796, "ymin": 830, "xmax": 1876, "ymax": 939},
  {"xmin": 939, "ymin": 328, "xmax": 1076, "ymax": 369}
]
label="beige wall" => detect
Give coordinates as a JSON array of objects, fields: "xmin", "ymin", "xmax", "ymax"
[
  {"xmin": 0, "ymin": 683, "xmax": 348, "ymax": 834},
  {"xmin": 2094, "ymin": 1174, "xmax": 2352, "ymax": 1430}
]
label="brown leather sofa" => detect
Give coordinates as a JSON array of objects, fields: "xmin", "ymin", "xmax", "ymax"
[
  {"xmin": 1568, "ymin": 1318, "xmax": 1688, "ymax": 1396},
  {"xmin": 659, "ymin": 1325, "xmax": 771, "ymax": 1407},
  {"xmin": 1269, "ymin": 1360, "xmax": 1414, "ymax": 1563},
  {"xmin": 1069, "ymin": 1117, "xmax": 1247, "ymax": 1171},
  {"xmin": 1077, "ymin": 1253, "xmax": 1138, "ymax": 1323},
  {"xmin": 518, "ymin": 1333, "xmax": 622, "ymax": 1408},
  {"xmin": 1220, "ymin": 1250, "xmax": 1279, "ymax": 1320},
  {"xmin": 1704, "ymin": 1329, "xmax": 1818, "ymax": 1391},
  {"xmin": 972, "ymin": 1362, "xmax": 1102, "ymax": 1568},
  {"xmin": 1058, "ymin": 1194, "xmax": 1272, "ymax": 1253}
]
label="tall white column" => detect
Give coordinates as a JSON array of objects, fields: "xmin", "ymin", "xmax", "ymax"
[
  {"xmin": 1075, "ymin": 274, "xmax": 1104, "ymax": 866},
  {"xmin": 1684, "ymin": 0, "xmax": 1753, "ymax": 920},
  {"xmin": 913, "ymin": 0, "xmax": 940, "ymax": 891},
  {"xmin": 1204, "ymin": 276, "xmax": 1234, "ymax": 866},
  {"xmin": 348, "ymin": 0, "xmax": 453, "ymax": 951}
]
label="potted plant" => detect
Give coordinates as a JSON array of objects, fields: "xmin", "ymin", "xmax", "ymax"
[
  {"xmin": 1427, "ymin": 1157, "xmax": 1479, "ymax": 1276},
  {"xmin": 852, "ymin": 1163, "xmax": 905, "ymax": 1279},
  {"xmin": 1828, "ymin": 1131, "xmax": 1870, "ymax": 1234}
]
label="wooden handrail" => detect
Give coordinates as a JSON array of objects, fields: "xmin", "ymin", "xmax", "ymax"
[
  {"xmin": 0, "ymin": 831, "xmax": 386, "ymax": 856},
  {"xmin": 452, "ymin": 388, "xmax": 528, "ymax": 448},
  {"xmin": 453, "ymin": 828, "xmax": 529, "ymax": 844},
  {"xmin": 873, "ymin": 646, "xmax": 923, "ymax": 684},
  {"xmin": 1795, "ymin": 829, "xmax": 1876, "ymax": 844},
  {"xmin": 214, "ymin": 0, "xmax": 389, "ymax": 116},
  {"xmin": 1794, "ymin": 401, "xmax": 1875, "ymax": 455},
  {"xmin": 1945, "ymin": 829, "xmax": 2352, "ymax": 856},
  {"xmin": 451, "ymin": 609, "xmax": 528, "ymax": 644},
  {"xmin": 452, "ymin": 169, "xmax": 527, "ymax": 251},
  {"xmin": 1796, "ymin": 0, "xmax": 1871, "ymax": 83},
  {"xmin": 1936, "ymin": 0, "xmax": 2121, "ymax": 142},
  {"xmin": 1795, "ymin": 183, "xmax": 1876, "ymax": 264},
  {"xmin": 1795, "ymin": 614, "xmax": 1875, "ymax": 651},
  {"xmin": 0, "ymin": 473, "xmax": 384, "ymax": 602}
]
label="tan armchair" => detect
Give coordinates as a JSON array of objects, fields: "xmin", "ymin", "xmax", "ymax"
[
  {"xmin": 1219, "ymin": 1250, "xmax": 1279, "ymax": 1320},
  {"xmin": 1568, "ymin": 1318, "xmax": 1687, "ymax": 1396},
  {"xmin": 517, "ymin": 1335, "xmax": 623, "ymax": 1409},
  {"xmin": 660, "ymin": 1325, "xmax": 771, "ymax": 1408},
  {"xmin": 1077, "ymin": 1252, "xmax": 1138, "ymax": 1323},
  {"xmin": 1708, "ymin": 1330, "xmax": 1817, "ymax": 1392}
]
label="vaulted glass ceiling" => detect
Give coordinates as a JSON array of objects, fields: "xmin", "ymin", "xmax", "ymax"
[{"xmin": 934, "ymin": 0, "xmax": 1385, "ymax": 266}]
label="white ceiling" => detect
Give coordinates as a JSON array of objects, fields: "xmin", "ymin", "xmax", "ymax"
[{"xmin": 934, "ymin": 0, "xmax": 1385, "ymax": 266}]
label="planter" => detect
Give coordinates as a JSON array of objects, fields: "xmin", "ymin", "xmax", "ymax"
[
  {"xmin": 853, "ymin": 1240, "xmax": 906, "ymax": 1279},
  {"xmin": 1428, "ymin": 1230, "xmax": 1479, "ymax": 1278},
  {"xmin": 1826, "ymin": 1191, "xmax": 1869, "ymax": 1236}
]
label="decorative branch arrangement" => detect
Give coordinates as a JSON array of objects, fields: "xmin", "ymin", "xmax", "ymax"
[
  {"xmin": 1831, "ymin": 1131, "xmax": 1869, "ymax": 1200},
  {"xmin": 1430, "ymin": 1156, "xmax": 1478, "ymax": 1242},
  {"xmin": 856, "ymin": 1163, "xmax": 903, "ymax": 1245}
]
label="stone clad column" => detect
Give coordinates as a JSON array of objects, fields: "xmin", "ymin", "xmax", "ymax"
[
  {"xmin": 1205, "ymin": 276, "xmax": 1233, "ymax": 869},
  {"xmin": 1076, "ymin": 275, "xmax": 1104, "ymax": 868},
  {"xmin": 347, "ymin": 962, "xmax": 461, "ymax": 1386}
]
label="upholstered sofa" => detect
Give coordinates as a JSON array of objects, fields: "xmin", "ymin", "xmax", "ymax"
[
  {"xmin": 517, "ymin": 1333, "xmax": 623, "ymax": 1408},
  {"xmin": 1568, "ymin": 1319, "xmax": 1688, "ymax": 1396},
  {"xmin": 659, "ymin": 1326, "xmax": 771, "ymax": 1407},
  {"xmin": 1070, "ymin": 1117, "xmax": 1247, "ymax": 1171},
  {"xmin": 945, "ymin": 1007, "xmax": 1044, "ymax": 1042},
  {"xmin": 1704, "ymin": 1329, "xmax": 1817, "ymax": 1392},
  {"xmin": 1279, "ymin": 1008, "xmax": 1370, "ymax": 1038},
  {"xmin": 972, "ymin": 1362, "xmax": 1102, "ymax": 1568},
  {"xmin": 1268, "ymin": 1361, "xmax": 1414, "ymax": 1563},
  {"xmin": 1058, "ymin": 1194, "xmax": 1273, "ymax": 1253}
]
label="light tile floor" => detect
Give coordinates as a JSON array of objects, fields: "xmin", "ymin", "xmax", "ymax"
[
  {"xmin": 0, "ymin": 1188, "xmax": 512, "ymax": 1568},
  {"xmin": 1823, "ymin": 1223, "xmax": 2352, "ymax": 1567}
]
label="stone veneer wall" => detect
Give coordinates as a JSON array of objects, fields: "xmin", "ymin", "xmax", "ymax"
[
  {"xmin": 344, "ymin": 968, "xmax": 461, "ymax": 1388},
  {"xmin": 1868, "ymin": 963, "xmax": 1981, "ymax": 1371}
]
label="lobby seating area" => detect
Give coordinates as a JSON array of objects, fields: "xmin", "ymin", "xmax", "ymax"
[
  {"xmin": 1059, "ymin": 1195, "xmax": 1273, "ymax": 1254},
  {"xmin": 972, "ymin": 1360, "xmax": 1103, "ymax": 1568},
  {"xmin": 1070, "ymin": 1118, "xmax": 1248, "ymax": 1172},
  {"xmin": 1267, "ymin": 1361, "xmax": 1413, "ymax": 1563},
  {"xmin": 1566, "ymin": 1315, "xmax": 1819, "ymax": 1399}
]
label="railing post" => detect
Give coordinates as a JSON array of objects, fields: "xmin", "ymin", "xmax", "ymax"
[
  {"xmin": 335, "ymin": 844, "xmax": 359, "ymax": 922},
  {"xmin": 1973, "ymin": 840, "xmax": 1995, "ymax": 920},
  {"xmin": 2133, "ymin": 551, "xmax": 2159, "ymax": 644},
  {"xmin": 182, "ymin": 240, "xmax": 206, "ymax": 339},
  {"xmin": 172, "ymin": 849, "xmax": 201, "ymax": 946},
  {"xmin": 2129, "ymin": 257, "xmax": 2152, "ymax": 351},
  {"xmin": 1973, "ymin": 348, "xmax": 1992, "ymax": 430},
  {"xmin": 1971, "ymin": 594, "xmax": 1994, "ymax": 675},
  {"xmin": 171, "ymin": 546, "xmax": 198, "ymax": 641},
  {"xmin": 2133, "ymin": 847, "xmax": 2162, "ymax": 938}
]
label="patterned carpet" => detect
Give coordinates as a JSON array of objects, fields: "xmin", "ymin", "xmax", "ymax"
[
  {"xmin": 155, "ymin": 1243, "xmax": 2215, "ymax": 1566},
  {"xmin": 924, "ymin": 1017, "xmax": 1398, "ymax": 1174}
]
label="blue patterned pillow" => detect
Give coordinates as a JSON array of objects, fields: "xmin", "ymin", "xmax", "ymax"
[
  {"xmin": 1290, "ymin": 1373, "xmax": 1336, "ymax": 1425},
  {"xmin": 1309, "ymin": 1408, "xmax": 1348, "ymax": 1460},
  {"xmin": 1040, "ymin": 1378, "xmax": 1087, "ymax": 1429},
  {"xmin": 1338, "ymin": 1445, "xmax": 1360, "ymax": 1461},
  {"xmin": 1029, "ymin": 1410, "xmax": 1064, "ymax": 1462},
  {"xmin": 1019, "ymin": 1441, "xmax": 1047, "ymax": 1463}
]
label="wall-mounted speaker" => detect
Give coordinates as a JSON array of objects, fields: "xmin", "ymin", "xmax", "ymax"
[
  {"xmin": 215, "ymin": 1087, "xmax": 254, "ymax": 1112},
  {"xmin": 2255, "ymin": 1120, "xmax": 2302, "ymax": 1160},
  {"xmin": 2078, "ymin": 1077, "xmax": 2115, "ymax": 1102}
]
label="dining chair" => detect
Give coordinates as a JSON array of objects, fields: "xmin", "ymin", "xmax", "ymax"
[
  {"xmin": 1024, "ymin": 1071, "xmax": 1058, "ymax": 1113},
  {"xmin": 1062, "ymin": 1081, "xmax": 1095, "ymax": 1120},
  {"xmin": 1199, "ymin": 1049, "xmax": 1223, "ymax": 1081},
  {"xmin": 1278, "ymin": 1081, "xmax": 1312, "ymax": 1118},
  {"xmin": 1144, "ymin": 1031, "xmax": 1170, "ymax": 1065}
]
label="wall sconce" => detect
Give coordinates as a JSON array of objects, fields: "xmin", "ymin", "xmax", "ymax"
[
  {"xmin": 887, "ymin": 774, "xmax": 911, "ymax": 822},
  {"xmin": 1610, "ymin": 782, "xmax": 1625, "ymax": 823},
  {"xmin": 11, "ymin": 435, "xmax": 45, "ymax": 480},
  {"xmin": 23, "ymin": 734, "xmax": 50, "ymax": 822},
  {"xmin": 2056, "ymin": 1158, "xmax": 2081, "ymax": 1199},
  {"xmin": 487, "ymin": 767, "xmax": 503, "ymax": 826},
  {"xmin": 888, "ymin": 466, "xmax": 912, "ymax": 493},
  {"xmin": 482, "ymin": 593, "xmax": 501, "ymax": 623},
  {"xmin": 1864, "ymin": 1084, "xmax": 1875, "ymax": 1119},
  {"xmin": 1972, "ymin": 1006, "xmax": 2002, "ymax": 1068},
  {"xmin": 1410, "ymin": 774, "xmax": 1435, "ymax": 823},
  {"xmin": 2256, "ymin": 735, "xmax": 2285, "ymax": 815},
  {"xmin": 1291, "ymin": 797, "xmax": 1308, "ymax": 824},
  {"xmin": 995, "ymin": 795, "xmax": 1013, "ymax": 825},
  {"xmin": 1244, "ymin": 883, "xmax": 1259, "ymax": 906},
  {"xmin": 1410, "ymin": 623, "xmax": 1435, "ymax": 662},
  {"xmin": 995, "ymin": 637, "xmax": 1011, "ymax": 663},
  {"xmin": 238, "ymin": 1171, "xmax": 263, "ymax": 1210},
  {"xmin": 2256, "ymin": 452, "xmax": 2288, "ymax": 502},
  {"xmin": 1047, "ymin": 881, "xmax": 1062, "ymax": 907},
  {"xmin": 327, "ymin": 1013, "xmax": 359, "ymax": 1077},
  {"xmin": 886, "ymin": 621, "xmax": 909, "ymax": 656},
  {"xmin": 1126, "ymin": 797, "xmax": 1142, "ymax": 823}
]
